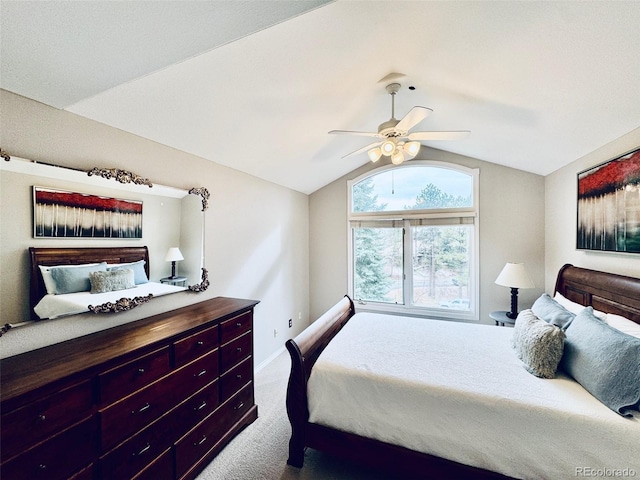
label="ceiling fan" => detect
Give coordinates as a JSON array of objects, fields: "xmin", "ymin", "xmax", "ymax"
[{"xmin": 329, "ymin": 83, "xmax": 470, "ymax": 165}]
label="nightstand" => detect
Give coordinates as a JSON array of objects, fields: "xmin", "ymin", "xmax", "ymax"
[
  {"xmin": 490, "ymin": 310, "xmax": 516, "ymax": 327},
  {"xmin": 160, "ymin": 276, "xmax": 187, "ymax": 287}
]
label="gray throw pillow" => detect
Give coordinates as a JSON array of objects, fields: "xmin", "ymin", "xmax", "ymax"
[
  {"xmin": 532, "ymin": 293, "xmax": 575, "ymax": 329},
  {"xmin": 89, "ymin": 269, "xmax": 135, "ymax": 294},
  {"xmin": 512, "ymin": 309, "xmax": 566, "ymax": 379},
  {"xmin": 560, "ymin": 307, "xmax": 640, "ymax": 416},
  {"xmin": 51, "ymin": 262, "xmax": 108, "ymax": 294},
  {"xmin": 107, "ymin": 260, "xmax": 149, "ymax": 285}
]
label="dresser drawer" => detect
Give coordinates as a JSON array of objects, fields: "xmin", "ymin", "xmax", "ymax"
[
  {"xmin": 99, "ymin": 346, "xmax": 171, "ymax": 406},
  {"xmin": 220, "ymin": 311, "xmax": 252, "ymax": 345},
  {"xmin": 1, "ymin": 380, "xmax": 93, "ymax": 461},
  {"xmin": 1, "ymin": 418, "xmax": 96, "ymax": 480},
  {"xmin": 173, "ymin": 379, "xmax": 220, "ymax": 438},
  {"xmin": 220, "ymin": 331, "xmax": 252, "ymax": 373},
  {"xmin": 174, "ymin": 324, "xmax": 219, "ymax": 368},
  {"xmin": 132, "ymin": 447, "xmax": 173, "ymax": 480},
  {"xmin": 100, "ymin": 408, "xmax": 177, "ymax": 479},
  {"xmin": 175, "ymin": 383, "xmax": 254, "ymax": 478},
  {"xmin": 100, "ymin": 348, "xmax": 219, "ymax": 451},
  {"xmin": 220, "ymin": 356, "xmax": 252, "ymax": 402}
]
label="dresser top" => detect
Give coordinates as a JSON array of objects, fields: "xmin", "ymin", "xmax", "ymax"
[{"xmin": 1, "ymin": 297, "xmax": 259, "ymax": 404}]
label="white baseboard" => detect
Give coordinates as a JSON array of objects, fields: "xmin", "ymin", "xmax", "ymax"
[{"xmin": 255, "ymin": 345, "xmax": 285, "ymax": 373}]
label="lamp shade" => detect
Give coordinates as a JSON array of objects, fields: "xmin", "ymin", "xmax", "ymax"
[
  {"xmin": 165, "ymin": 247, "xmax": 184, "ymax": 262},
  {"xmin": 495, "ymin": 263, "xmax": 534, "ymax": 289},
  {"xmin": 367, "ymin": 147, "xmax": 383, "ymax": 163}
]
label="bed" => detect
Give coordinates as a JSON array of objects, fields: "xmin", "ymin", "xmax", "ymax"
[
  {"xmin": 285, "ymin": 264, "xmax": 640, "ymax": 479},
  {"xmin": 29, "ymin": 246, "xmax": 185, "ymax": 320}
]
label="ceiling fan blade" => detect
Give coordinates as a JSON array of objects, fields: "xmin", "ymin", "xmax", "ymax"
[
  {"xmin": 407, "ymin": 130, "xmax": 471, "ymax": 141},
  {"xmin": 329, "ymin": 130, "xmax": 382, "ymax": 138},
  {"xmin": 395, "ymin": 106, "xmax": 433, "ymax": 132},
  {"xmin": 342, "ymin": 142, "xmax": 382, "ymax": 159}
]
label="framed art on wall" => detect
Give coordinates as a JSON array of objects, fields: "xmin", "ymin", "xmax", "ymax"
[
  {"xmin": 33, "ymin": 187, "xmax": 143, "ymax": 238},
  {"xmin": 577, "ymin": 147, "xmax": 640, "ymax": 253}
]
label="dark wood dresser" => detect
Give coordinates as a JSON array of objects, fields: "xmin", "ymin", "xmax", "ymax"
[{"xmin": 1, "ymin": 296, "xmax": 259, "ymax": 480}]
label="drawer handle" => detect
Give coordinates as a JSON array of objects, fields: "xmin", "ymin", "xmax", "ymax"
[
  {"xmin": 137, "ymin": 368, "xmax": 145, "ymax": 374},
  {"xmin": 197, "ymin": 341, "xmax": 204, "ymax": 346},
  {"xmin": 236, "ymin": 322, "xmax": 242, "ymax": 328},
  {"xmin": 39, "ymin": 464, "xmax": 47, "ymax": 470},
  {"xmin": 194, "ymin": 435, "xmax": 207, "ymax": 446},
  {"xmin": 195, "ymin": 369, "xmax": 207, "ymax": 377},
  {"xmin": 37, "ymin": 414, "xmax": 46, "ymax": 422},
  {"xmin": 132, "ymin": 403, "xmax": 151, "ymax": 415},
  {"xmin": 133, "ymin": 443, "xmax": 151, "ymax": 457},
  {"xmin": 236, "ymin": 374, "xmax": 243, "ymax": 380},
  {"xmin": 236, "ymin": 347, "xmax": 242, "ymax": 353},
  {"xmin": 195, "ymin": 400, "xmax": 207, "ymax": 411},
  {"xmin": 234, "ymin": 401, "xmax": 244, "ymax": 411}
]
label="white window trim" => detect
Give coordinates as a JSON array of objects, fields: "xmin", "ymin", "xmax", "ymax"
[{"xmin": 347, "ymin": 160, "xmax": 480, "ymax": 321}]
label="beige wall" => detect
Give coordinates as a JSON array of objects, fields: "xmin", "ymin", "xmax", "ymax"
[
  {"xmin": 309, "ymin": 147, "xmax": 546, "ymax": 324},
  {"xmin": 0, "ymin": 90, "xmax": 310, "ymax": 367},
  {"xmin": 545, "ymin": 127, "xmax": 640, "ymax": 291}
]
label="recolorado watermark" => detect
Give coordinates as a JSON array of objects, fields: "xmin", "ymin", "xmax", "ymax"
[{"xmin": 576, "ymin": 467, "xmax": 637, "ymax": 477}]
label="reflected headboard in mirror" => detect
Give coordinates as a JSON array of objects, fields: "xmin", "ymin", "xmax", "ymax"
[{"xmin": 30, "ymin": 246, "xmax": 150, "ymax": 320}]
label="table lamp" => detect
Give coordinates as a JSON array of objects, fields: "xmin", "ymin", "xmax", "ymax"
[
  {"xmin": 165, "ymin": 247, "xmax": 184, "ymax": 279},
  {"xmin": 495, "ymin": 262, "xmax": 534, "ymax": 319}
]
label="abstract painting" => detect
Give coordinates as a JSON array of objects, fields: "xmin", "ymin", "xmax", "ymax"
[
  {"xmin": 33, "ymin": 187, "xmax": 143, "ymax": 238},
  {"xmin": 577, "ymin": 148, "xmax": 640, "ymax": 253}
]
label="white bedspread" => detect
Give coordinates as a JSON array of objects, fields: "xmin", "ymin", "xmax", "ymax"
[
  {"xmin": 307, "ymin": 312, "xmax": 640, "ymax": 480},
  {"xmin": 34, "ymin": 282, "xmax": 185, "ymax": 319}
]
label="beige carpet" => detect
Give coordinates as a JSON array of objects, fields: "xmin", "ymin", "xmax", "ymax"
[{"xmin": 195, "ymin": 350, "xmax": 395, "ymax": 480}]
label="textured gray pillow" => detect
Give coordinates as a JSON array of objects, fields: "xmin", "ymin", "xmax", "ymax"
[
  {"xmin": 89, "ymin": 269, "xmax": 135, "ymax": 294},
  {"xmin": 560, "ymin": 307, "xmax": 640, "ymax": 416},
  {"xmin": 532, "ymin": 293, "xmax": 575, "ymax": 329},
  {"xmin": 512, "ymin": 309, "xmax": 566, "ymax": 378}
]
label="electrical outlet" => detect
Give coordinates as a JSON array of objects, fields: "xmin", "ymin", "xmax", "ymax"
[
  {"xmin": 298, "ymin": 312, "xmax": 302, "ymax": 321},
  {"xmin": 289, "ymin": 318, "xmax": 292, "ymax": 328},
  {"xmin": 273, "ymin": 328, "xmax": 278, "ymax": 338}
]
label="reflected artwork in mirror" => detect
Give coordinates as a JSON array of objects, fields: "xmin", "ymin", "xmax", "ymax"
[{"xmin": 0, "ymin": 153, "xmax": 209, "ymax": 325}]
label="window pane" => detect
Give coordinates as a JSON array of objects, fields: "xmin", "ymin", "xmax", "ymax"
[
  {"xmin": 412, "ymin": 225, "xmax": 471, "ymax": 309},
  {"xmin": 353, "ymin": 227, "xmax": 403, "ymax": 304},
  {"xmin": 352, "ymin": 166, "xmax": 473, "ymax": 213}
]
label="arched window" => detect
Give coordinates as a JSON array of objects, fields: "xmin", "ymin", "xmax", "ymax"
[{"xmin": 347, "ymin": 161, "xmax": 479, "ymax": 320}]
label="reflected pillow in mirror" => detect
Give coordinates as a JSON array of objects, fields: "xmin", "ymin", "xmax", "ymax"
[
  {"xmin": 107, "ymin": 260, "xmax": 148, "ymax": 285},
  {"xmin": 50, "ymin": 262, "xmax": 107, "ymax": 294},
  {"xmin": 90, "ymin": 269, "xmax": 135, "ymax": 294},
  {"xmin": 39, "ymin": 263, "xmax": 101, "ymax": 295}
]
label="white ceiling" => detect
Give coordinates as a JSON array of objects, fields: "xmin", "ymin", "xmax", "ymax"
[{"xmin": 2, "ymin": 0, "xmax": 639, "ymax": 195}]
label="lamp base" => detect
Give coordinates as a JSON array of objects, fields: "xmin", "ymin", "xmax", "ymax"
[{"xmin": 506, "ymin": 287, "xmax": 519, "ymax": 319}]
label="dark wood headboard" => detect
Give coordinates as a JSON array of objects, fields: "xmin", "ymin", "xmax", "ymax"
[
  {"xmin": 555, "ymin": 263, "xmax": 640, "ymax": 324},
  {"xmin": 29, "ymin": 246, "xmax": 150, "ymax": 320}
]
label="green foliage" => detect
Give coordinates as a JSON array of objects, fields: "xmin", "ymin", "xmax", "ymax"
[{"xmin": 409, "ymin": 183, "xmax": 471, "ymax": 209}]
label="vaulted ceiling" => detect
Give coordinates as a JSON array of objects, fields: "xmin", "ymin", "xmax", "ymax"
[{"xmin": 2, "ymin": 1, "xmax": 639, "ymax": 194}]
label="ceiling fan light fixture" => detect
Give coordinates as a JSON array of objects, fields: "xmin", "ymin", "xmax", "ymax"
[
  {"xmin": 403, "ymin": 141, "xmax": 421, "ymax": 157},
  {"xmin": 367, "ymin": 147, "xmax": 383, "ymax": 163},
  {"xmin": 391, "ymin": 149, "xmax": 405, "ymax": 165},
  {"xmin": 381, "ymin": 139, "xmax": 396, "ymax": 156}
]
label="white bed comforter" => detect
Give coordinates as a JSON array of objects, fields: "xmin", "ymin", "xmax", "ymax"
[
  {"xmin": 34, "ymin": 282, "xmax": 185, "ymax": 319},
  {"xmin": 307, "ymin": 312, "xmax": 640, "ymax": 480}
]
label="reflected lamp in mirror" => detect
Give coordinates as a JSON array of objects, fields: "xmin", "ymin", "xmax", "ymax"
[
  {"xmin": 495, "ymin": 263, "xmax": 534, "ymax": 319},
  {"xmin": 165, "ymin": 247, "xmax": 184, "ymax": 279}
]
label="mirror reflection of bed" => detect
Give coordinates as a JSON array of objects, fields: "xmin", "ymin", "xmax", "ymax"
[{"xmin": 30, "ymin": 246, "xmax": 186, "ymax": 320}]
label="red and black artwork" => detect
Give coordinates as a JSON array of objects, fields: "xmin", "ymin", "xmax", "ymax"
[
  {"xmin": 33, "ymin": 187, "xmax": 143, "ymax": 238},
  {"xmin": 577, "ymin": 147, "xmax": 640, "ymax": 253}
]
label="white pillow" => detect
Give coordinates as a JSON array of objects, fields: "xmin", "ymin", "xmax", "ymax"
[
  {"xmin": 553, "ymin": 292, "xmax": 606, "ymax": 320},
  {"xmin": 39, "ymin": 263, "xmax": 100, "ymax": 295},
  {"xmin": 605, "ymin": 313, "xmax": 640, "ymax": 339}
]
